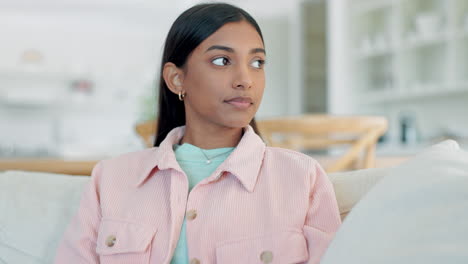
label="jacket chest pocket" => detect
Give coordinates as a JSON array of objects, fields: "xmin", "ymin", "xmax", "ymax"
[
  {"xmin": 96, "ymin": 218, "xmax": 157, "ymax": 264},
  {"xmin": 216, "ymin": 230, "xmax": 309, "ymax": 264}
]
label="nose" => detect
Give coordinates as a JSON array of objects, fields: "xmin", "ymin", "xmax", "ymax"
[{"xmin": 232, "ymin": 64, "xmax": 253, "ymax": 89}]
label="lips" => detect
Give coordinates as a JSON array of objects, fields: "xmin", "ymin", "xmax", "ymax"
[{"xmin": 224, "ymin": 96, "xmax": 253, "ymax": 110}]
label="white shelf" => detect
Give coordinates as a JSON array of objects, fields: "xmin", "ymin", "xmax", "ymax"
[
  {"xmin": 0, "ymin": 93, "xmax": 133, "ymax": 112},
  {"xmin": 0, "ymin": 67, "xmax": 75, "ymax": 81},
  {"xmin": 352, "ymin": 0, "xmax": 393, "ymax": 16},
  {"xmin": 0, "ymin": 92, "xmax": 60, "ymax": 107},
  {"xmin": 403, "ymin": 32, "xmax": 450, "ymax": 50},
  {"xmin": 355, "ymin": 31, "xmax": 453, "ymax": 60},
  {"xmin": 452, "ymin": 30, "xmax": 468, "ymax": 40},
  {"xmin": 356, "ymin": 47, "xmax": 396, "ymax": 60},
  {"xmin": 358, "ymin": 83, "xmax": 468, "ymax": 104}
]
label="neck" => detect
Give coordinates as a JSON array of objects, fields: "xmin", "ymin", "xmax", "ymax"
[{"xmin": 180, "ymin": 123, "xmax": 244, "ymax": 149}]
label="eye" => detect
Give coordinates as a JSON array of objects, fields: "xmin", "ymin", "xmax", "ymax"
[
  {"xmin": 251, "ymin": 59, "xmax": 266, "ymax": 69},
  {"xmin": 212, "ymin": 57, "xmax": 230, "ymax": 66}
]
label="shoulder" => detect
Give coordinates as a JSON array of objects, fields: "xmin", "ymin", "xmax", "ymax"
[
  {"xmin": 263, "ymin": 146, "xmax": 324, "ymax": 180},
  {"xmin": 262, "ymin": 147, "xmax": 327, "ymax": 193},
  {"xmin": 94, "ymin": 148, "xmax": 160, "ymax": 181},
  {"xmin": 100, "ymin": 148, "xmax": 159, "ymax": 167},
  {"xmin": 264, "ymin": 146, "xmax": 320, "ymax": 167}
]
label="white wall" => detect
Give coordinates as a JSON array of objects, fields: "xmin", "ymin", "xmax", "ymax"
[
  {"xmin": 0, "ymin": 7, "xmax": 170, "ymax": 157},
  {"xmin": 256, "ymin": 16, "xmax": 290, "ymax": 118},
  {"xmin": 0, "ymin": 0, "xmax": 305, "ymax": 158},
  {"xmin": 328, "ymin": 0, "xmax": 352, "ymax": 114}
]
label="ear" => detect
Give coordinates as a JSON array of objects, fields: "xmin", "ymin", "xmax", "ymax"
[{"xmin": 163, "ymin": 62, "xmax": 185, "ymax": 95}]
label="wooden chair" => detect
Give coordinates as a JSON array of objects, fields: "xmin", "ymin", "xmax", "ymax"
[
  {"xmin": 256, "ymin": 114, "xmax": 388, "ymax": 173},
  {"xmin": 135, "ymin": 120, "xmax": 157, "ymax": 147},
  {"xmin": 0, "ymin": 159, "xmax": 98, "ymax": 176}
]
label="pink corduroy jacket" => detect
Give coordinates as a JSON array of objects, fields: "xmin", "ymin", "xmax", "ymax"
[{"xmin": 55, "ymin": 125, "xmax": 341, "ymax": 264}]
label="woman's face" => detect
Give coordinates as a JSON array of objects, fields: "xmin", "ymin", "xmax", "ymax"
[{"xmin": 181, "ymin": 20, "xmax": 266, "ymax": 130}]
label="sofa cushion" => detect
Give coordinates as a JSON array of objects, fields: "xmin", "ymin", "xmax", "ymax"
[
  {"xmin": 0, "ymin": 170, "xmax": 89, "ymax": 264},
  {"xmin": 329, "ymin": 167, "xmax": 387, "ymax": 220},
  {"xmin": 321, "ymin": 140, "xmax": 468, "ymax": 264}
]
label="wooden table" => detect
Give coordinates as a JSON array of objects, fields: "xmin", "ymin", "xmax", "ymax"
[
  {"xmin": 0, "ymin": 155, "xmax": 410, "ymax": 177},
  {"xmin": 0, "ymin": 159, "xmax": 98, "ymax": 176}
]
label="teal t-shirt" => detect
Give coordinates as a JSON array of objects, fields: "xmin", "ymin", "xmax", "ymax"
[{"xmin": 170, "ymin": 143, "xmax": 235, "ymax": 264}]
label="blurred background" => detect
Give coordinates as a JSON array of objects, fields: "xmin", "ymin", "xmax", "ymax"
[{"xmin": 1, "ymin": 0, "xmax": 467, "ymax": 161}]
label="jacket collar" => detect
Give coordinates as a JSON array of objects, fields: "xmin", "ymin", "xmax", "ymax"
[{"xmin": 135, "ymin": 125, "xmax": 266, "ymax": 192}]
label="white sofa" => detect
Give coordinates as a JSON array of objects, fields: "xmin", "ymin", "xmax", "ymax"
[{"xmin": 1, "ymin": 140, "xmax": 467, "ymax": 264}]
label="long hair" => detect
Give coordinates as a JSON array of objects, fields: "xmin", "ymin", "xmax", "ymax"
[{"xmin": 154, "ymin": 3, "xmax": 263, "ymax": 146}]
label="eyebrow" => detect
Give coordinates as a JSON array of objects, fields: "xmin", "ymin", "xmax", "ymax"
[{"xmin": 205, "ymin": 45, "xmax": 266, "ymax": 55}]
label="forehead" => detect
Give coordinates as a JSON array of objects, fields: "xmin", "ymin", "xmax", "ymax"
[{"xmin": 194, "ymin": 21, "xmax": 264, "ymax": 53}]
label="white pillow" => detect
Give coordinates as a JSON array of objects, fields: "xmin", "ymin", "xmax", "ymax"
[
  {"xmin": 0, "ymin": 170, "xmax": 89, "ymax": 264},
  {"xmin": 322, "ymin": 140, "xmax": 468, "ymax": 264}
]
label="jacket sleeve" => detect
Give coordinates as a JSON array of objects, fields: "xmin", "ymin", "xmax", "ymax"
[
  {"xmin": 54, "ymin": 161, "xmax": 103, "ymax": 263},
  {"xmin": 303, "ymin": 161, "xmax": 342, "ymax": 264}
]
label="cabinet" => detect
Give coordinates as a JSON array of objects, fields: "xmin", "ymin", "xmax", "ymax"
[{"xmin": 346, "ymin": 0, "xmax": 468, "ymax": 147}]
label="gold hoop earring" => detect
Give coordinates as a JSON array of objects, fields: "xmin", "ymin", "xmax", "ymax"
[{"xmin": 178, "ymin": 92, "xmax": 185, "ymax": 101}]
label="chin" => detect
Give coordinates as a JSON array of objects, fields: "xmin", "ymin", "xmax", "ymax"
[{"xmin": 220, "ymin": 118, "xmax": 252, "ymax": 129}]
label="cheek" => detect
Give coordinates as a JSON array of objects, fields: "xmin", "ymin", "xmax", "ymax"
[
  {"xmin": 255, "ymin": 74, "xmax": 266, "ymax": 97},
  {"xmin": 184, "ymin": 70, "xmax": 225, "ymax": 109},
  {"xmin": 185, "ymin": 64, "xmax": 223, "ymax": 91}
]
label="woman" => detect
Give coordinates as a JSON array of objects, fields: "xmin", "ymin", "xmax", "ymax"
[{"xmin": 55, "ymin": 3, "xmax": 341, "ymax": 264}]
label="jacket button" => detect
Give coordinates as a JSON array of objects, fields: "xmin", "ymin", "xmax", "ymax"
[
  {"xmin": 190, "ymin": 258, "xmax": 200, "ymax": 264},
  {"xmin": 106, "ymin": 235, "xmax": 116, "ymax": 247},
  {"xmin": 260, "ymin": 250, "xmax": 273, "ymax": 263},
  {"xmin": 186, "ymin": 209, "xmax": 197, "ymax": 221}
]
